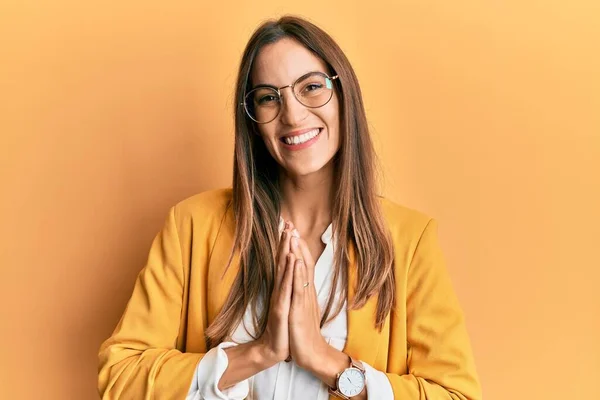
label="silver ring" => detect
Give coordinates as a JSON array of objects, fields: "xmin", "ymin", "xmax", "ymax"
[{"xmin": 302, "ymin": 282, "xmax": 310, "ymax": 288}]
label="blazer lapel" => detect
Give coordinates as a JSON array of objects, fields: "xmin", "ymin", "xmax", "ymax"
[
  {"xmin": 206, "ymin": 204, "xmax": 240, "ymax": 324},
  {"xmin": 342, "ymin": 241, "xmax": 383, "ymax": 366}
]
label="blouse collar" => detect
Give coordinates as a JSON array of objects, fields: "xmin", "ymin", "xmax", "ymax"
[{"xmin": 278, "ymin": 217, "xmax": 333, "ymax": 245}]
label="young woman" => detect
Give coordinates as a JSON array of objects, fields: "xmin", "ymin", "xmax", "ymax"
[{"xmin": 98, "ymin": 16, "xmax": 481, "ymax": 400}]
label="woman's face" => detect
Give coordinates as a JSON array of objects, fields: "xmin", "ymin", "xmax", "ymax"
[{"xmin": 250, "ymin": 38, "xmax": 341, "ymax": 178}]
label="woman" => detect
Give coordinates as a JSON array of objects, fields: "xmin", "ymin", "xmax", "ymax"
[{"xmin": 98, "ymin": 16, "xmax": 481, "ymax": 400}]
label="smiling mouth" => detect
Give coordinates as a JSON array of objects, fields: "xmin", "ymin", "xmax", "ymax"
[{"xmin": 280, "ymin": 128, "xmax": 322, "ymax": 145}]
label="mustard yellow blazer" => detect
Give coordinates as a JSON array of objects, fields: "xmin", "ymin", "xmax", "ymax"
[{"xmin": 98, "ymin": 188, "xmax": 481, "ymax": 399}]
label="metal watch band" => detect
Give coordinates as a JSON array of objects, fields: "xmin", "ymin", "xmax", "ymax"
[{"xmin": 350, "ymin": 357, "xmax": 366, "ymax": 373}]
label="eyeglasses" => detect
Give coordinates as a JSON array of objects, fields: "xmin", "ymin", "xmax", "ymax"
[{"xmin": 241, "ymin": 71, "xmax": 339, "ymax": 124}]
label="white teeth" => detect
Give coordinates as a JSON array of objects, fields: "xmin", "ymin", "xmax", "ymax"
[{"xmin": 283, "ymin": 128, "xmax": 320, "ymax": 145}]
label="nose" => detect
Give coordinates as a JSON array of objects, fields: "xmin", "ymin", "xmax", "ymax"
[{"xmin": 279, "ymin": 86, "xmax": 308, "ymax": 126}]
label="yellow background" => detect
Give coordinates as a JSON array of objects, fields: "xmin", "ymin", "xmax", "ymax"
[{"xmin": 1, "ymin": 1, "xmax": 598, "ymax": 399}]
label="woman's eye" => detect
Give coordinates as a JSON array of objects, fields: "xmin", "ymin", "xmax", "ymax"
[
  {"xmin": 304, "ymin": 83, "xmax": 323, "ymax": 92},
  {"xmin": 257, "ymin": 95, "xmax": 279, "ymax": 105}
]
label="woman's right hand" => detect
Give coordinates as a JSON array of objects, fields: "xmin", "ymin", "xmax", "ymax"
[{"xmin": 257, "ymin": 221, "xmax": 296, "ymax": 364}]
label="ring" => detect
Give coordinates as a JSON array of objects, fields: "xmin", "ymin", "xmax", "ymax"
[{"xmin": 303, "ymin": 282, "xmax": 310, "ymax": 288}]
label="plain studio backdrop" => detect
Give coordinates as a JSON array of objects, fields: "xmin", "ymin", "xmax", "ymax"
[{"xmin": 1, "ymin": 1, "xmax": 598, "ymax": 399}]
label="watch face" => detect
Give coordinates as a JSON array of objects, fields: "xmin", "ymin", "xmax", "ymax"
[{"xmin": 338, "ymin": 367, "xmax": 365, "ymax": 397}]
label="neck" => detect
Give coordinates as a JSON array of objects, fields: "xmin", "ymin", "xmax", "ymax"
[{"xmin": 278, "ymin": 163, "xmax": 334, "ymax": 235}]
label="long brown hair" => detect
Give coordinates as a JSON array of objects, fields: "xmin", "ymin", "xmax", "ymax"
[{"xmin": 205, "ymin": 16, "xmax": 395, "ymax": 348}]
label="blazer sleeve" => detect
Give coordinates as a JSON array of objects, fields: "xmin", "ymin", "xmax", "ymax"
[
  {"xmin": 98, "ymin": 206, "xmax": 204, "ymax": 399},
  {"xmin": 386, "ymin": 219, "xmax": 482, "ymax": 400}
]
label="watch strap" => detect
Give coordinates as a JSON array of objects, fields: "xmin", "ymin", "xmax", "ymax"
[{"xmin": 350, "ymin": 357, "xmax": 366, "ymax": 373}]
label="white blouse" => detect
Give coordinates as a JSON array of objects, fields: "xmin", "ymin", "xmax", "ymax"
[{"xmin": 186, "ymin": 221, "xmax": 394, "ymax": 400}]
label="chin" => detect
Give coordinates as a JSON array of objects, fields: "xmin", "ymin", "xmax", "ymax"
[{"xmin": 286, "ymin": 158, "xmax": 332, "ymax": 177}]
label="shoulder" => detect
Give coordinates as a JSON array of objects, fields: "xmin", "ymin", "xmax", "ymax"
[
  {"xmin": 175, "ymin": 187, "xmax": 233, "ymax": 213},
  {"xmin": 378, "ymin": 196, "xmax": 435, "ymax": 245},
  {"xmin": 171, "ymin": 187, "xmax": 233, "ymax": 229}
]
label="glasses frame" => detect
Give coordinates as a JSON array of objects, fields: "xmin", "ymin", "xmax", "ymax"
[{"xmin": 240, "ymin": 71, "xmax": 339, "ymax": 124}]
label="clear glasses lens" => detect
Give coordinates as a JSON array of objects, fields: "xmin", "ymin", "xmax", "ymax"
[
  {"xmin": 244, "ymin": 72, "xmax": 335, "ymax": 123},
  {"xmin": 245, "ymin": 87, "xmax": 281, "ymax": 124}
]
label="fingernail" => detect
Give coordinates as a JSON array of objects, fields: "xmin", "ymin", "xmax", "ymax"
[
  {"xmin": 292, "ymin": 229, "xmax": 300, "ymax": 238},
  {"xmin": 285, "ymin": 221, "xmax": 291, "ymax": 229},
  {"xmin": 291, "ymin": 236, "xmax": 298, "ymax": 248}
]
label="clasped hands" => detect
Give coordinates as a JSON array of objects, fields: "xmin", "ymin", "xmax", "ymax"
[{"xmin": 257, "ymin": 220, "xmax": 330, "ymax": 372}]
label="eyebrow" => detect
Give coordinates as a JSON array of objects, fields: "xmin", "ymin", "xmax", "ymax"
[
  {"xmin": 250, "ymin": 70, "xmax": 328, "ymax": 90},
  {"xmin": 250, "ymin": 83, "xmax": 279, "ymax": 91}
]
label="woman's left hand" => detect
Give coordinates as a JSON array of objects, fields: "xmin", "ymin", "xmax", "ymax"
[{"xmin": 287, "ymin": 232, "xmax": 329, "ymax": 370}]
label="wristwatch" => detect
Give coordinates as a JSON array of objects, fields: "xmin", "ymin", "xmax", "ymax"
[{"xmin": 328, "ymin": 355, "xmax": 366, "ymax": 399}]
